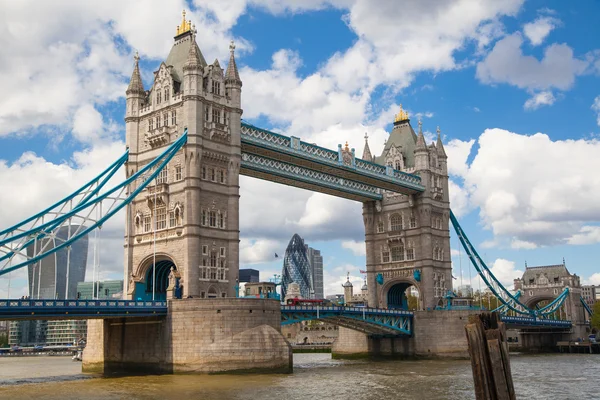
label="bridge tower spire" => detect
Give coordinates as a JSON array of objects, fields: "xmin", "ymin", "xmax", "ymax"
[
  {"xmin": 123, "ymin": 12, "xmax": 242, "ymax": 300},
  {"xmin": 362, "ymin": 132, "xmax": 373, "ymax": 162}
]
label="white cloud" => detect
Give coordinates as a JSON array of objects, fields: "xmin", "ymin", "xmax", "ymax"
[
  {"xmin": 341, "ymin": 240, "xmax": 366, "ymax": 256},
  {"xmin": 523, "ymin": 17, "xmax": 560, "ymax": 46},
  {"xmin": 592, "ymin": 96, "xmax": 600, "ymax": 127},
  {"xmin": 323, "ymin": 264, "xmax": 364, "ymax": 296},
  {"xmin": 567, "ymin": 226, "xmax": 600, "ymax": 245},
  {"xmin": 584, "ymin": 273, "xmax": 600, "ymax": 286},
  {"xmin": 455, "ymin": 128, "xmax": 600, "ymax": 246},
  {"xmin": 240, "ymin": 238, "xmax": 283, "ymax": 264},
  {"xmin": 446, "ymin": 138, "xmax": 475, "ymax": 177},
  {"xmin": 524, "ymin": 90, "xmax": 556, "ymax": 110},
  {"xmin": 476, "ymin": 33, "xmax": 589, "ymax": 97}
]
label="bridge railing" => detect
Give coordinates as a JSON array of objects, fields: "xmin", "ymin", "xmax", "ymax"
[
  {"xmin": 0, "ymin": 299, "xmax": 167, "ymax": 308},
  {"xmin": 501, "ymin": 315, "xmax": 572, "ymax": 327},
  {"xmin": 281, "ymin": 305, "xmax": 413, "ymax": 316}
]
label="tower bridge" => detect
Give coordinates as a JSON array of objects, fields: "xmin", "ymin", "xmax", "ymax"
[{"xmin": 0, "ymin": 11, "xmax": 591, "ymax": 374}]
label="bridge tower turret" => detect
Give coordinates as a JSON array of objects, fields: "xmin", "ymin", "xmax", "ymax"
[
  {"xmin": 363, "ymin": 105, "xmax": 451, "ymax": 310},
  {"xmin": 123, "ymin": 11, "xmax": 242, "ymax": 301}
]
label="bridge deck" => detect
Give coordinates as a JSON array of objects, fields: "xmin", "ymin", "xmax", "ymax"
[
  {"xmin": 0, "ymin": 299, "xmax": 167, "ymax": 320},
  {"xmin": 240, "ymin": 123, "xmax": 425, "ymax": 201}
]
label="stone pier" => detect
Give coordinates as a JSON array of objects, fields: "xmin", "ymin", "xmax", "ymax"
[
  {"xmin": 83, "ymin": 298, "xmax": 292, "ymax": 374},
  {"xmin": 332, "ymin": 310, "xmax": 477, "ymax": 359}
]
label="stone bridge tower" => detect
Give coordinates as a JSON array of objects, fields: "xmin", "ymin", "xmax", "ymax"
[
  {"xmin": 514, "ymin": 262, "xmax": 585, "ymax": 325},
  {"xmin": 124, "ymin": 12, "xmax": 242, "ymax": 300},
  {"xmin": 362, "ymin": 106, "xmax": 451, "ymax": 310}
]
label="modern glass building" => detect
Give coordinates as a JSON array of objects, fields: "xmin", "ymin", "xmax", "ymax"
[
  {"xmin": 281, "ymin": 234, "xmax": 313, "ymax": 299},
  {"xmin": 306, "ymin": 246, "xmax": 324, "ymax": 299},
  {"xmin": 77, "ymin": 280, "xmax": 124, "ymax": 300}
]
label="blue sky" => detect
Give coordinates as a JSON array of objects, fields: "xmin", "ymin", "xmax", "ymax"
[{"xmin": 1, "ymin": 0, "xmax": 600, "ymax": 297}]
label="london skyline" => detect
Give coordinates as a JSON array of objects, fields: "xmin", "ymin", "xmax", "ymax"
[{"xmin": 1, "ymin": 1, "xmax": 600, "ymax": 298}]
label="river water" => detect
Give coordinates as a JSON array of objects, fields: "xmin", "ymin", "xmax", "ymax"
[{"xmin": 0, "ymin": 353, "xmax": 598, "ymax": 399}]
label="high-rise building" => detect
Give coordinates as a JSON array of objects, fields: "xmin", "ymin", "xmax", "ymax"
[
  {"xmin": 281, "ymin": 234, "xmax": 313, "ymax": 299},
  {"xmin": 239, "ymin": 269, "xmax": 259, "ymax": 283},
  {"xmin": 582, "ymin": 285, "xmax": 597, "ymax": 306},
  {"xmin": 10, "ymin": 226, "xmax": 88, "ymax": 346},
  {"xmin": 305, "ymin": 246, "xmax": 324, "ymax": 299},
  {"xmin": 27, "ymin": 225, "xmax": 88, "ymax": 299}
]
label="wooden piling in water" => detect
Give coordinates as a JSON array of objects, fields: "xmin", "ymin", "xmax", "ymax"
[{"xmin": 465, "ymin": 312, "xmax": 516, "ymax": 400}]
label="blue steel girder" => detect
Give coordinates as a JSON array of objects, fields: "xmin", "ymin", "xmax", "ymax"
[
  {"xmin": 241, "ymin": 152, "xmax": 383, "ymax": 201},
  {"xmin": 281, "ymin": 306, "xmax": 413, "ymax": 336},
  {"xmin": 0, "ymin": 299, "xmax": 168, "ymax": 321},
  {"xmin": 500, "ymin": 315, "xmax": 572, "ymax": 330},
  {"xmin": 240, "ymin": 123, "xmax": 425, "ymax": 196}
]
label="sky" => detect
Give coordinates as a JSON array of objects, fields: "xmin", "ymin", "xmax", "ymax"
[{"xmin": 1, "ymin": 0, "xmax": 600, "ymax": 298}]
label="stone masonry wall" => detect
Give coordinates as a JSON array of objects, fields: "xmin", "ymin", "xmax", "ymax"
[{"xmin": 83, "ymin": 298, "xmax": 292, "ymax": 374}]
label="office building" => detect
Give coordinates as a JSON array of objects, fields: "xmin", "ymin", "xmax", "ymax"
[
  {"xmin": 305, "ymin": 246, "xmax": 324, "ymax": 299},
  {"xmin": 239, "ymin": 268, "xmax": 259, "ymax": 283}
]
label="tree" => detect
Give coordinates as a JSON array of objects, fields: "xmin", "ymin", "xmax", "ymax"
[
  {"xmin": 406, "ymin": 293, "xmax": 419, "ymax": 311},
  {"xmin": 591, "ymin": 302, "xmax": 600, "ymax": 332},
  {"xmin": 0, "ymin": 332, "xmax": 7, "ymax": 348}
]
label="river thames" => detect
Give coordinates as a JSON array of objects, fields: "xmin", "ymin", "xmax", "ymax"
[{"xmin": 0, "ymin": 353, "xmax": 598, "ymax": 399}]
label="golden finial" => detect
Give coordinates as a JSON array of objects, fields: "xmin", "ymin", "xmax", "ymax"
[
  {"xmin": 394, "ymin": 104, "xmax": 409, "ymax": 123},
  {"xmin": 344, "ymin": 141, "xmax": 350, "ymax": 151},
  {"xmin": 176, "ymin": 9, "xmax": 192, "ymax": 36}
]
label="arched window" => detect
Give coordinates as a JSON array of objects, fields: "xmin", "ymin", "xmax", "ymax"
[
  {"xmin": 391, "ymin": 244, "xmax": 405, "ymax": 262},
  {"xmin": 157, "ymin": 90, "xmax": 161, "ymax": 104},
  {"xmin": 209, "ymin": 211, "xmax": 216, "ymax": 227},
  {"xmin": 172, "ymin": 111, "xmax": 177, "ymax": 125},
  {"xmin": 390, "ymin": 214, "xmax": 402, "ymax": 231},
  {"xmin": 377, "ymin": 221, "xmax": 384, "ymax": 233},
  {"xmin": 165, "ymin": 87, "xmax": 170, "ymax": 101},
  {"xmin": 219, "ymin": 212, "xmax": 224, "ymax": 228},
  {"xmin": 156, "ymin": 116, "xmax": 160, "ymax": 128},
  {"xmin": 163, "ymin": 113, "xmax": 168, "ymax": 127}
]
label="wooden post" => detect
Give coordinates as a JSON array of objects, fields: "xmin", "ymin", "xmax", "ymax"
[{"xmin": 465, "ymin": 312, "xmax": 516, "ymax": 400}]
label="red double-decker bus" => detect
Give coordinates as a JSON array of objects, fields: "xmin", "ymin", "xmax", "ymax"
[{"xmin": 285, "ymin": 298, "xmax": 325, "ymax": 306}]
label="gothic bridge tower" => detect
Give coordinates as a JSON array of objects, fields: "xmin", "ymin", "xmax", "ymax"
[
  {"xmin": 124, "ymin": 11, "xmax": 242, "ymax": 300},
  {"xmin": 362, "ymin": 105, "xmax": 451, "ymax": 309}
]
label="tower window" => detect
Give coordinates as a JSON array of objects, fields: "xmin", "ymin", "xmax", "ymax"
[
  {"xmin": 163, "ymin": 113, "xmax": 168, "ymax": 127},
  {"xmin": 390, "ymin": 214, "xmax": 402, "ymax": 231},
  {"xmin": 212, "ymin": 109, "xmax": 221, "ymax": 124},
  {"xmin": 409, "ymin": 214, "xmax": 417, "ymax": 229},
  {"xmin": 202, "ymin": 167, "xmax": 206, "ymax": 180},
  {"xmin": 377, "ymin": 222, "xmax": 384, "ymax": 233},
  {"xmin": 165, "ymin": 88, "xmax": 170, "ymax": 101},
  {"xmin": 391, "ymin": 245, "xmax": 404, "ymax": 262},
  {"xmin": 175, "ymin": 165, "xmax": 182, "ymax": 181},
  {"xmin": 201, "ymin": 209, "xmax": 206, "ymax": 226},
  {"xmin": 209, "ymin": 211, "xmax": 216, "ymax": 227},
  {"xmin": 382, "ymin": 250, "xmax": 390, "ymax": 263},
  {"xmin": 212, "ymin": 81, "xmax": 220, "ymax": 95},
  {"xmin": 210, "ymin": 252, "xmax": 217, "ymax": 268},
  {"xmin": 169, "ymin": 211, "xmax": 175, "ymax": 227},
  {"xmin": 219, "ymin": 170, "xmax": 225, "ymax": 183},
  {"xmin": 155, "ymin": 207, "xmax": 167, "ymax": 230},
  {"xmin": 219, "ymin": 213, "xmax": 224, "ymax": 228},
  {"xmin": 156, "ymin": 116, "xmax": 160, "ymax": 128},
  {"xmin": 157, "ymin": 90, "xmax": 161, "ymax": 104},
  {"xmin": 156, "ymin": 168, "xmax": 167, "ymax": 184},
  {"xmin": 220, "ymin": 247, "xmax": 226, "ymax": 257},
  {"xmin": 143, "ymin": 216, "xmax": 151, "ymax": 232},
  {"xmin": 172, "ymin": 111, "xmax": 177, "ymax": 126},
  {"xmin": 148, "ymin": 118, "xmax": 153, "ymax": 131},
  {"xmin": 205, "ymin": 106, "xmax": 209, "ymax": 121},
  {"xmin": 210, "ymin": 168, "xmax": 215, "ymax": 181},
  {"xmin": 202, "ymin": 245, "xmax": 208, "ymax": 255}
]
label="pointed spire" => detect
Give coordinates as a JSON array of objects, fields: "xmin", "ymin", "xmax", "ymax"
[
  {"xmin": 183, "ymin": 27, "xmax": 201, "ymax": 70},
  {"xmin": 126, "ymin": 51, "xmax": 145, "ymax": 95},
  {"xmin": 362, "ymin": 132, "xmax": 372, "ymax": 161},
  {"xmin": 436, "ymin": 126, "xmax": 447, "ymax": 158},
  {"xmin": 225, "ymin": 40, "xmax": 242, "ymax": 86},
  {"xmin": 416, "ymin": 118, "xmax": 426, "ymax": 150}
]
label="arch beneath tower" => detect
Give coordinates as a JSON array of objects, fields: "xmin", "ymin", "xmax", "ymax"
[
  {"xmin": 382, "ymin": 278, "xmax": 422, "ymax": 310},
  {"xmin": 134, "ymin": 254, "xmax": 178, "ymax": 301}
]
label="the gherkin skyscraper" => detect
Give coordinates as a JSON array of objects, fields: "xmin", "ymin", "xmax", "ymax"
[{"xmin": 281, "ymin": 234, "xmax": 312, "ymax": 299}]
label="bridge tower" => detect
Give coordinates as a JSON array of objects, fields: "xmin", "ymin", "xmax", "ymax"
[
  {"xmin": 362, "ymin": 106, "xmax": 451, "ymax": 309},
  {"xmin": 124, "ymin": 12, "xmax": 242, "ymax": 300},
  {"xmin": 514, "ymin": 262, "xmax": 586, "ymax": 326}
]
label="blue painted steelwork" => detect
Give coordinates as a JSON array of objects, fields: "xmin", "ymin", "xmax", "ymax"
[
  {"xmin": 281, "ymin": 305, "xmax": 413, "ymax": 336},
  {"xmin": 240, "ymin": 122, "xmax": 424, "ymax": 193},
  {"xmin": 241, "ymin": 152, "xmax": 382, "ymax": 200},
  {"xmin": 0, "ymin": 131, "xmax": 188, "ymax": 277},
  {"xmin": 0, "ymin": 299, "xmax": 167, "ymax": 320},
  {"xmin": 581, "ymin": 296, "xmax": 593, "ymax": 317},
  {"xmin": 491, "ymin": 291, "xmax": 522, "ymax": 313},
  {"xmin": 500, "ymin": 315, "xmax": 572, "ymax": 329},
  {"xmin": 450, "ymin": 210, "xmax": 569, "ymax": 318}
]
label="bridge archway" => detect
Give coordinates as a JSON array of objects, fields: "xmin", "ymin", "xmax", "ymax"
[
  {"xmin": 382, "ymin": 279, "xmax": 422, "ymax": 310},
  {"xmin": 135, "ymin": 254, "xmax": 178, "ymax": 301}
]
